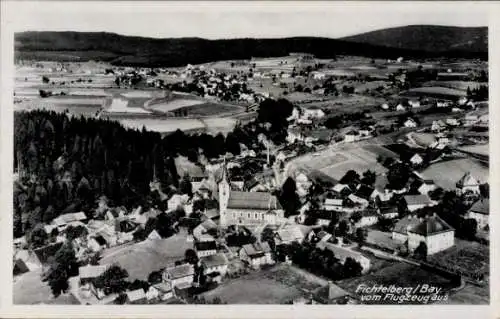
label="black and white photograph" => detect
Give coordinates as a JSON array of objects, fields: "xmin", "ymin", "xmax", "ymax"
[{"xmin": 2, "ymin": 0, "xmax": 494, "ymax": 314}]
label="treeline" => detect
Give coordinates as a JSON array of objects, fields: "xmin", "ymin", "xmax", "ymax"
[
  {"xmin": 15, "ymin": 32, "xmax": 487, "ymax": 68},
  {"xmin": 13, "ymin": 98, "xmax": 295, "ymax": 240}
]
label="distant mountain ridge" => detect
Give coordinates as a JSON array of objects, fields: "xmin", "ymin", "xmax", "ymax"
[
  {"xmin": 15, "ymin": 25, "xmax": 488, "ymax": 67},
  {"xmin": 341, "ymin": 25, "xmax": 487, "ymax": 54}
]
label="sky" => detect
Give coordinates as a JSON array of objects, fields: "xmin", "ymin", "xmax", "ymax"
[{"xmin": 3, "ymin": 1, "xmax": 489, "ymax": 39}]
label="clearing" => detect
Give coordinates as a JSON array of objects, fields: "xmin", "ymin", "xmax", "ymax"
[{"xmin": 418, "ymin": 158, "xmax": 488, "ymax": 190}]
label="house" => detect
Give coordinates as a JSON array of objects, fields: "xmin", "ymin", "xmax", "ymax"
[
  {"xmin": 431, "ymin": 120, "xmax": 446, "ymax": 132},
  {"xmin": 332, "ymin": 183, "xmax": 352, "ymax": 196},
  {"xmin": 13, "ymin": 250, "xmax": 41, "ymax": 274},
  {"xmin": 466, "ymin": 198, "xmax": 489, "ymax": 229},
  {"xmin": 204, "ymin": 208, "xmax": 220, "ymax": 221},
  {"xmin": 312, "ymin": 281, "xmax": 353, "ymax": 305},
  {"xmin": 396, "ymin": 104, "xmax": 406, "ymax": 111},
  {"xmin": 464, "ymin": 114, "xmax": 480, "ymax": 127},
  {"xmin": 324, "ymin": 198, "xmax": 343, "ymax": 211},
  {"xmin": 456, "ymin": 172, "xmax": 481, "ymax": 195},
  {"xmin": 409, "ymin": 100, "xmax": 421, "ymax": 108},
  {"xmin": 344, "ymin": 130, "xmax": 360, "ymax": 143},
  {"xmin": 316, "ymin": 241, "xmax": 371, "ymax": 273},
  {"xmin": 404, "ymin": 118, "xmax": 417, "ymax": 128},
  {"xmin": 193, "ymin": 219, "xmax": 218, "ymax": 242},
  {"xmin": 409, "ymin": 153, "xmax": 424, "ymax": 166},
  {"xmin": 149, "ymin": 282, "xmax": 174, "ymax": 301},
  {"xmin": 458, "ymin": 96, "xmax": 468, "ymax": 106},
  {"xmin": 163, "ymin": 264, "xmax": 195, "ymax": 289},
  {"xmin": 348, "ymin": 193, "xmax": 369, "ymax": 207},
  {"xmin": 126, "ymin": 288, "xmax": 147, "ymax": 304},
  {"xmin": 417, "ymin": 180, "xmax": 437, "ymax": 195},
  {"xmin": 316, "ymin": 210, "xmax": 341, "ymax": 226},
  {"xmin": 354, "ymin": 185, "xmax": 376, "ymax": 202},
  {"xmin": 167, "ymin": 194, "xmax": 190, "ymax": 212},
  {"xmin": 274, "ymin": 224, "xmax": 305, "ymax": 245},
  {"xmin": 239, "ymin": 242, "xmax": 274, "ymax": 269},
  {"xmin": 201, "ymin": 252, "xmax": 229, "ymax": 277},
  {"xmin": 436, "ymin": 101, "xmax": 450, "ymax": 108},
  {"xmin": 194, "ymin": 241, "xmax": 217, "ymax": 258},
  {"xmin": 147, "ymin": 230, "xmax": 162, "ymax": 241},
  {"xmin": 404, "ymin": 194, "xmax": 434, "ymax": 212},
  {"xmin": 446, "ymin": 118, "xmax": 460, "ymax": 126},
  {"xmin": 380, "ymin": 103, "xmax": 389, "ymax": 110},
  {"xmin": 51, "ymin": 212, "xmax": 87, "ymax": 229},
  {"xmin": 355, "ymin": 209, "xmax": 379, "ymax": 228},
  {"xmin": 286, "ymin": 127, "xmax": 304, "ymax": 144},
  {"xmin": 79, "ymin": 264, "xmax": 109, "ymax": 299},
  {"xmin": 392, "ymin": 214, "xmax": 454, "ymax": 255},
  {"xmin": 379, "ymin": 206, "xmax": 398, "ymax": 219}
]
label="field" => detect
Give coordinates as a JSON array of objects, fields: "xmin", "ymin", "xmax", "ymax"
[
  {"xmin": 335, "ymin": 262, "xmax": 456, "ymax": 304},
  {"xmin": 16, "ymin": 100, "xmax": 101, "ymax": 118},
  {"xmin": 402, "ymin": 86, "xmax": 466, "ymax": 99},
  {"xmin": 427, "ymin": 239, "xmax": 489, "ymax": 277},
  {"xmin": 199, "ymin": 264, "xmax": 324, "ymax": 304},
  {"xmin": 99, "ymin": 232, "xmax": 193, "ymax": 281},
  {"xmin": 457, "ymin": 144, "xmax": 489, "ymax": 157},
  {"xmin": 361, "ymin": 144, "xmax": 399, "ymax": 159},
  {"xmin": 418, "ymin": 158, "xmax": 488, "ymax": 189},
  {"xmin": 14, "ymin": 270, "xmax": 80, "ymax": 305},
  {"xmin": 423, "ymin": 81, "xmax": 488, "ymax": 91},
  {"xmin": 411, "ymin": 133, "xmax": 437, "ymax": 147}
]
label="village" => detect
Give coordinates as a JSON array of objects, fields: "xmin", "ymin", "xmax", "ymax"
[{"xmin": 13, "ymin": 43, "xmax": 490, "ymax": 306}]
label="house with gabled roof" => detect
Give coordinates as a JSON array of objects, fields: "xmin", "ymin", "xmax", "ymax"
[
  {"xmin": 239, "ymin": 242, "xmax": 274, "ymax": 269},
  {"xmin": 316, "ymin": 241, "xmax": 371, "ymax": 273},
  {"xmin": 354, "ymin": 209, "xmax": 379, "ymax": 228},
  {"xmin": 163, "ymin": 263, "xmax": 195, "ymax": 290},
  {"xmin": 392, "ymin": 214, "xmax": 454, "ymax": 255},
  {"xmin": 467, "ymin": 198, "xmax": 489, "ymax": 229},
  {"xmin": 200, "ymin": 252, "xmax": 229, "ymax": 277},
  {"xmin": 403, "ymin": 194, "xmax": 435, "ymax": 212},
  {"xmin": 312, "ymin": 281, "xmax": 354, "ymax": 305},
  {"xmin": 126, "ymin": 288, "xmax": 147, "ymax": 304}
]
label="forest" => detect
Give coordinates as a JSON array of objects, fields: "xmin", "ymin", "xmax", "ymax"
[{"xmin": 13, "ymin": 98, "xmax": 294, "ymax": 241}]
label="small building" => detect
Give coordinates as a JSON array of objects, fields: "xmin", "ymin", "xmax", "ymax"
[
  {"xmin": 396, "ymin": 104, "xmax": 406, "ymax": 111},
  {"xmin": 239, "ymin": 242, "xmax": 274, "ymax": 269},
  {"xmin": 456, "ymin": 172, "xmax": 481, "ymax": 195},
  {"xmin": 200, "ymin": 252, "xmax": 229, "ymax": 277},
  {"xmin": 445, "ymin": 118, "xmax": 460, "ymax": 126},
  {"xmin": 163, "ymin": 264, "xmax": 195, "ymax": 289},
  {"xmin": 417, "ymin": 180, "xmax": 437, "ymax": 195},
  {"xmin": 403, "ymin": 194, "xmax": 434, "ymax": 212},
  {"xmin": 348, "ymin": 193, "xmax": 369, "ymax": 207},
  {"xmin": 194, "ymin": 240, "xmax": 217, "ymax": 258},
  {"xmin": 379, "ymin": 206, "xmax": 398, "ymax": 219},
  {"xmin": 344, "ymin": 130, "xmax": 360, "ymax": 143},
  {"xmin": 312, "ymin": 281, "xmax": 353, "ymax": 305},
  {"xmin": 409, "ymin": 153, "xmax": 424, "ymax": 166},
  {"xmin": 431, "ymin": 120, "xmax": 446, "ymax": 132},
  {"xmin": 275, "ymin": 224, "xmax": 305, "ymax": 245},
  {"xmin": 126, "ymin": 288, "xmax": 147, "ymax": 304},
  {"xmin": 51, "ymin": 212, "xmax": 87, "ymax": 229},
  {"xmin": 149, "ymin": 282, "xmax": 174, "ymax": 301},
  {"xmin": 409, "ymin": 100, "xmax": 421, "ymax": 108},
  {"xmin": 404, "ymin": 118, "xmax": 418, "ymax": 128},
  {"xmin": 324, "ymin": 198, "xmax": 343, "ymax": 211},
  {"xmin": 467, "ymin": 198, "xmax": 489, "ymax": 229},
  {"xmin": 316, "ymin": 241, "xmax": 371, "ymax": 273},
  {"xmin": 355, "ymin": 209, "xmax": 379, "ymax": 228},
  {"xmin": 464, "ymin": 114, "xmax": 480, "ymax": 127},
  {"xmin": 79, "ymin": 264, "xmax": 109, "ymax": 299}
]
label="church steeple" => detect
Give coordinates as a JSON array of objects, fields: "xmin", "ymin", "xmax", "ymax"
[
  {"xmin": 221, "ymin": 155, "xmax": 229, "ymax": 183},
  {"xmin": 218, "ymin": 156, "xmax": 230, "ymax": 226}
]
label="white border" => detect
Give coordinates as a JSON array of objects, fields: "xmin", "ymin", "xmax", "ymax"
[{"xmin": 0, "ymin": 1, "xmax": 497, "ymax": 318}]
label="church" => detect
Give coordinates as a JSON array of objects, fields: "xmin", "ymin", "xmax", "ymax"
[{"xmin": 218, "ymin": 162, "xmax": 284, "ymax": 227}]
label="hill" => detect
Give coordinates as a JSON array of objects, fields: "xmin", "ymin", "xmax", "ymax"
[
  {"xmin": 341, "ymin": 25, "xmax": 487, "ymax": 55},
  {"xmin": 15, "ymin": 28, "xmax": 487, "ymax": 67}
]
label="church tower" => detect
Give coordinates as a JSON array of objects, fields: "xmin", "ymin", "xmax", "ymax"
[{"xmin": 218, "ymin": 157, "xmax": 231, "ymax": 226}]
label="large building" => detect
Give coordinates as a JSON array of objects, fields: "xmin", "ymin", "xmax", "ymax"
[
  {"xmin": 218, "ymin": 162, "xmax": 284, "ymax": 227},
  {"xmin": 392, "ymin": 214, "xmax": 455, "ymax": 255},
  {"xmin": 467, "ymin": 198, "xmax": 489, "ymax": 229}
]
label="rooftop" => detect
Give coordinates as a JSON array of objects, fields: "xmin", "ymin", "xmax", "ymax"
[
  {"xmin": 194, "ymin": 241, "xmax": 217, "ymax": 251},
  {"xmin": 408, "ymin": 215, "xmax": 454, "ymax": 236},
  {"xmin": 469, "ymin": 198, "xmax": 489, "ymax": 215},
  {"xmin": 200, "ymin": 253, "xmax": 228, "ymax": 268},
  {"xmin": 227, "ymin": 191, "xmax": 282, "ymax": 210},
  {"xmin": 126, "ymin": 288, "xmax": 146, "ymax": 302},
  {"xmin": 165, "ymin": 263, "xmax": 195, "ymax": 280},
  {"xmin": 79, "ymin": 264, "xmax": 108, "ymax": 280},
  {"xmin": 404, "ymin": 194, "xmax": 432, "ymax": 206},
  {"xmin": 242, "ymin": 242, "xmax": 271, "ymax": 257}
]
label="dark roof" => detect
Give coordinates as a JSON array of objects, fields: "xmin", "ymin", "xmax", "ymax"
[
  {"xmin": 244, "ymin": 178, "xmax": 260, "ymax": 191},
  {"xmin": 355, "ymin": 185, "xmax": 375, "ymax": 200},
  {"xmin": 242, "ymin": 242, "xmax": 271, "ymax": 257},
  {"xmin": 204, "ymin": 208, "xmax": 220, "ymax": 219},
  {"xmin": 94, "ymin": 235, "xmax": 107, "ymax": 246},
  {"xmin": 393, "ymin": 216, "xmax": 422, "ymax": 234},
  {"xmin": 200, "ymin": 253, "xmax": 228, "ymax": 268},
  {"xmin": 227, "ymin": 191, "xmax": 282, "ymax": 210},
  {"xmin": 408, "ymin": 215, "xmax": 454, "ymax": 236},
  {"xmin": 195, "ymin": 241, "xmax": 217, "ymax": 251},
  {"xmin": 379, "ymin": 206, "xmax": 398, "ymax": 216},
  {"xmin": 33, "ymin": 242, "xmax": 63, "ymax": 264},
  {"xmin": 165, "ymin": 264, "xmax": 195, "ymax": 280},
  {"xmin": 469, "ymin": 199, "xmax": 489, "ymax": 215}
]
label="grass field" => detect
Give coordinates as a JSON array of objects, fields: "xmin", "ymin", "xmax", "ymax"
[
  {"xmin": 402, "ymin": 86, "xmax": 466, "ymax": 99},
  {"xmin": 362, "ymin": 144, "xmax": 399, "ymax": 159},
  {"xmin": 99, "ymin": 232, "xmax": 193, "ymax": 281},
  {"xmin": 14, "ymin": 270, "xmax": 81, "ymax": 305},
  {"xmin": 423, "ymin": 81, "xmax": 487, "ymax": 91},
  {"xmin": 419, "ymin": 158, "xmax": 488, "ymax": 190},
  {"xmin": 427, "ymin": 239, "xmax": 489, "ymax": 276},
  {"xmin": 412, "ymin": 133, "xmax": 437, "ymax": 147},
  {"xmin": 200, "ymin": 264, "xmax": 324, "ymax": 304}
]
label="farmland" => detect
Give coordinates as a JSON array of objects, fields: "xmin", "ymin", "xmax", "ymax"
[
  {"xmin": 199, "ymin": 264, "xmax": 324, "ymax": 304},
  {"xmin": 402, "ymin": 86, "xmax": 466, "ymax": 99},
  {"xmin": 99, "ymin": 231, "xmax": 193, "ymax": 281},
  {"xmin": 418, "ymin": 158, "xmax": 488, "ymax": 190}
]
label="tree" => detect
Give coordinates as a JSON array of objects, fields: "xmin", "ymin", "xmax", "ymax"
[
  {"xmin": 261, "ymin": 227, "xmax": 276, "ymax": 251},
  {"xmin": 460, "ymin": 218, "xmax": 478, "ymax": 240},
  {"xmin": 42, "ymin": 76, "xmax": 50, "ymax": 84},
  {"xmin": 342, "ymin": 257, "xmax": 362, "ymax": 278},
  {"xmin": 128, "ymin": 279, "xmax": 150, "ymax": 291},
  {"xmin": 185, "ymin": 249, "xmax": 199, "ymax": 265},
  {"xmin": 355, "ymin": 228, "xmax": 367, "ymax": 247},
  {"xmin": 340, "ymin": 170, "xmax": 359, "ymax": 185},
  {"xmin": 65, "ymin": 225, "xmax": 88, "ymax": 241},
  {"xmin": 336, "ymin": 220, "xmax": 349, "ymax": 238},
  {"xmin": 94, "ymin": 265, "xmax": 129, "ymax": 295},
  {"xmin": 46, "ymin": 242, "xmax": 79, "ymax": 297},
  {"xmin": 179, "ymin": 174, "xmax": 193, "ymax": 196},
  {"xmin": 148, "ymin": 269, "xmax": 164, "ymax": 284},
  {"xmin": 279, "ymin": 177, "xmax": 300, "ymax": 218},
  {"xmin": 479, "ymin": 183, "xmax": 489, "ymax": 198},
  {"xmin": 414, "ymin": 241, "xmax": 427, "ymax": 260},
  {"xmin": 361, "ymin": 170, "xmax": 376, "ymax": 186},
  {"xmin": 27, "ymin": 223, "xmax": 48, "ymax": 249},
  {"xmin": 350, "ymin": 212, "xmax": 362, "ymax": 225},
  {"xmin": 114, "ymin": 293, "xmax": 127, "ymax": 304},
  {"xmin": 387, "ymin": 163, "xmax": 411, "ymax": 190}
]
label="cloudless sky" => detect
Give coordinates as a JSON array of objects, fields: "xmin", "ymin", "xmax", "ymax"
[{"xmin": 4, "ymin": 1, "xmax": 489, "ymax": 39}]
